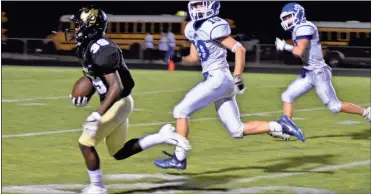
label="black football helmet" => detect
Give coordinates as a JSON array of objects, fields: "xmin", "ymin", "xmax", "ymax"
[{"xmin": 65, "ymin": 6, "xmax": 108, "ymax": 44}]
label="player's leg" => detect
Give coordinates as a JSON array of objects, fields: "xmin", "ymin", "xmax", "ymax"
[
  {"xmin": 269, "ymin": 70, "xmax": 314, "ymax": 140},
  {"xmin": 108, "ymin": 120, "xmax": 191, "ymax": 160},
  {"xmin": 154, "ymin": 69, "xmax": 234, "ymax": 170},
  {"xmin": 313, "ymin": 67, "xmax": 370, "ymax": 122},
  {"xmin": 281, "ymin": 69, "xmax": 314, "ymax": 118},
  {"xmin": 78, "ymin": 97, "xmax": 133, "ymax": 194},
  {"xmin": 215, "ymin": 96, "xmax": 305, "ymax": 141}
]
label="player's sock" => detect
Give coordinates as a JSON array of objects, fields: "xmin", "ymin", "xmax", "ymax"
[
  {"xmin": 269, "ymin": 121, "xmax": 283, "ymax": 132},
  {"xmin": 362, "ymin": 109, "xmax": 367, "ymax": 117},
  {"xmin": 138, "ymin": 133, "xmax": 166, "ymax": 149},
  {"xmin": 175, "ymin": 146, "xmax": 187, "ymax": 161},
  {"xmin": 87, "ymin": 169, "xmax": 104, "ymax": 188}
]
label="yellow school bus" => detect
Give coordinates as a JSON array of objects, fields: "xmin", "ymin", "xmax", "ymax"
[
  {"xmin": 285, "ymin": 21, "xmax": 371, "ymax": 53},
  {"xmin": 283, "ymin": 21, "xmax": 371, "ymax": 65},
  {"xmin": 44, "ymin": 14, "xmax": 237, "ymax": 53}
]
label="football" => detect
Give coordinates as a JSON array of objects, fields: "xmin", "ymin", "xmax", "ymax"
[{"xmin": 71, "ymin": 76, "xmax": 95, "ymax": 100}]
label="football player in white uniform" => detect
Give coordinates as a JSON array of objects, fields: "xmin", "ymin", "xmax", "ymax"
[
  {"xmin": 270, "ymin": 2, "xmax": 371, "ymax": 140},
  {"xmin": 153, "ymin": 0, "xmax": 305, "ymax": 170}
]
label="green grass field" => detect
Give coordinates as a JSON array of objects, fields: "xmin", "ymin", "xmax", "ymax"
[{"xmin": 2, "ymin": 65, "xmax": 370, "ymax": 194}]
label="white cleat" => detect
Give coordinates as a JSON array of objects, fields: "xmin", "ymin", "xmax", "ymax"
[
  {"xmin": 364, "ymin": 107, "xmax": 371, "ymax": 123},
  {"xmin": 159, "ymin": 124, "xmax": 192, "ymax": 151},
  {"xmin": 81, "ymin": 184, "xmax": 107, "ymax": 194},
  {"xmin": 268, "ymin": 131, "xmax": 291, "ymax": 141}
]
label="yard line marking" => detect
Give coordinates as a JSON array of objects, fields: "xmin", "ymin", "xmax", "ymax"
[
  {"xmin": 2, "ymin": 159, "xmax": 369, "ymax": 193},
  {"xmin": 1, "ymin": 89, "xmax": 186, "ymax": 103},
  {"xmin": 3, "ymin": 103, "xmax": 369, "ymax": 138},
  {"xmin": 2, "ymin": 85, "xmax": 286, "ymax": 103},
  {"xmin": 227, "ymin": 159, "xmax": 371, "ymax": 185}
]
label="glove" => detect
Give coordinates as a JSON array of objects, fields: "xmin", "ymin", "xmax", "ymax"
[
  {"xmin": 233, "ymin": 75, "xmax": 246, "ymax": 94},
  {"xmin": 82, "ymin": 112, "xmax": 102, "ymax": 138},
  {"xmin": 275, "ymin": 37, "xmax": 286, "ymax": 51},
  {"xmin": 169, "ymin": 51, "xmax": 182, "ymax": 63},
  {"xmin": 69, "ymin": 94, "xmax": 89, "ymax": 107}
]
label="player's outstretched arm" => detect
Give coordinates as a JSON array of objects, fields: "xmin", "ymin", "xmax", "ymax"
[
  {"xmin": 218, "ymin": 36, "xmax": 246, "ymax": 76},
  {"xmin": 181, "ymin": 44, "xmax": 200, "ymax": 66}
]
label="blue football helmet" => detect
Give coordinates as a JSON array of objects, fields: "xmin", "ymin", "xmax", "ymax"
[
  {"xmin": 280, "ymin": 2, "xmax": 306, "ymax": 31},
  {"xmin": 188, "ymin": 0, "xmax": 220, "ymax": 21}
]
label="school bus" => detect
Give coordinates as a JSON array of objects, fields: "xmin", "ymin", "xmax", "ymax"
[
  {"xmin": 287, "ymin": 21, "xmax": 371, "ymax": 66},
  {"xmin": 314, "ymin": 21, "xmax": 371, "ymax": 67},
  {"xmin": 43, "ymin": 14, "xmax": 237, "ymax": 54}
]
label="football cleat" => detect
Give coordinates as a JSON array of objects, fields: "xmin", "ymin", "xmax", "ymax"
[
  {"xmin": 278, "ymin": 115, "xmax": 306, "ymax": 142},
  {"xmin": 80, "ymin": 184, "xmax": 107, "ymax": 194},
  {"xmin": 268, "ymin": 131, "xmax": 291, "ymax": 141},
  {"xmin": 154, "ymin": 151, "xmax": 187, "ymax": 170},
  {"xmin": 159, "ymin": 124, "xmax": 192, "ymax": 151}
]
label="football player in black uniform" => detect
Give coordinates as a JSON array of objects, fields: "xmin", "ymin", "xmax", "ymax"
[{"xmin": 67, "ymin": 6, "xmax": 191, "ymax": 194}]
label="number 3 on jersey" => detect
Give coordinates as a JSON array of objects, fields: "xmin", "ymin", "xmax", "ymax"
[
  {"xmin": 90, "ymin": 39, "xmax": 109, "ymax": 54},
  {"xmin": 193, "ymin": 40, "xmax": 209, "ymax": 63},
  {"xmin": 92, "ymin": 78, "xmax": 107, "ymax": 95}
]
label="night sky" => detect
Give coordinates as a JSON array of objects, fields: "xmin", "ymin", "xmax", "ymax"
[{"xmin": 2, "ymin": 1, "xmax": 371, "ymax": 42}]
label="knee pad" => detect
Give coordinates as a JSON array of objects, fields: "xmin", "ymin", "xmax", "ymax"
[
  {"xmin": 327, "ymin": 100, "xmax": 342, "ymax": 113},
  {"xmin": 281, "ymin": 91, "xmax": 293, "ymax": 103},
  {"xmin": 173, "ymin": 104, "xmax": 189, "ymax": 119}
]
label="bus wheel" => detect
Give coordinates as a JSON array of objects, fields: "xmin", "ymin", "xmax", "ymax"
[{"xmin": 327, "ymin": 54, "xmax": 342, "ymax": 67}]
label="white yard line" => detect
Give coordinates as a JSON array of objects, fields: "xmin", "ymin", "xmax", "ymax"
[
  {"xmin": 1, "ymin": 89, "xmax": 186, "ymax": 103},
  {"xmin": 227, "ymin": 160, "xmax": 371, "ymax": 185},
  {"xmin": 2, "ymin": 85, "xmax": 285, "ymax": 103},
  {"xmin": 3, "ymin": 103, "xmax": 369, "ymax": 138},
  {"xmin": 1, "ymin": 159, "xmax": 369, "ymax": 194}
]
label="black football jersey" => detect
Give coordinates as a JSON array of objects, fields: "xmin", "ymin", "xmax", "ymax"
[{"xmin": 78, "ymin": 37, "xmax": 135, "ymax": 103}]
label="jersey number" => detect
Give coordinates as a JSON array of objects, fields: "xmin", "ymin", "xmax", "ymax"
[
  {"xmin": 193, "ymin": 40, "xmax": 209, "ymax": 63},
  {"xmin": 208, "ymin": 17, "xmax": 221, "ymax": 24},
  {"xmin": 90, "ymin": 39, "xmax": 110, "ymax": 54},
  {"xmin": 92, "ymin": 78, "xmax": 107, "ymax": 95}
]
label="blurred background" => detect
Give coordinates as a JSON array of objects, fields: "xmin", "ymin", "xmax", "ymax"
[{"xmin": 1, "ymin": 1, "xmax": 371, "ymax": 68}]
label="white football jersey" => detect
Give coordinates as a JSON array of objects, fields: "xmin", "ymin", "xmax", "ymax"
[
  {"xmin": 184, "ymin": 17, "xmax": 231, "ymax": 73},
  {"xmin": 292, "ymin": 21, "xmax": 328, "ymax": 70}
]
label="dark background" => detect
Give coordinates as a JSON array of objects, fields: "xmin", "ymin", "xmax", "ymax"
[{"xmin": 2, "ymin": 1, "xmax": 371, "ymax": 42}]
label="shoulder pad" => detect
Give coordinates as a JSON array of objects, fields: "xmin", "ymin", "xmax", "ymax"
[
  {"xmin": 294, "ymin": 24, "xmax": 315, "ymax": 37},
  {"xmin": 184, "ymin": 21, "xmax": 195, "ymax": 41},
  {"xmin": 205, "ymin": 17, "xmax": 231, "ymax": 40}
]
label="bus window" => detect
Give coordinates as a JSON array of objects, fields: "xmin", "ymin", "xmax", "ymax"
[
  {"xmin": 171, "ymin": 23, "xmax": 181, "ymax": 34},
  {"xmin": 154, "ymin": 23, "xmax": 160, "ymax": 33},
  {"xmin": 137, "ymin": 23, "xmax": 143, "ymax": 33},
  {"xmin": 127, "ymin": 23, "xmax": 134, "ymax": 33},
  {"xmin": 162, "ymin": 23, "xmax": 169, "ymax": 33},
  {"xmin": 61, "ymin": 22, "xmax": 71, "ymax": 31},
  {"xmin": 321, "ymin": 32, "xmax": 328, "ymax": 41},
  {"xmin": 359, "ymin": 32, "xmax": 366, "ymax": 39},
  {"xmin": 338, "ymin": 32, "xmax": 348, "ymax": 41},
  {"xmin": 330, "ymin": 32, "xmax": 337, "ymax": 41},
  {"xmin": 111, "ymin": 22, "xmax": 117, "ymax": 33},
  {"xmin": 350, "ymin": 32, "xmax": 357, "ymax": 40},
  {"xmin": 119, "ymin": 23, "xmax": 126, "ymax": 33},
  {"xmin": 145, "ymin": 23, "xmax": 151, "ymax": 33}
]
